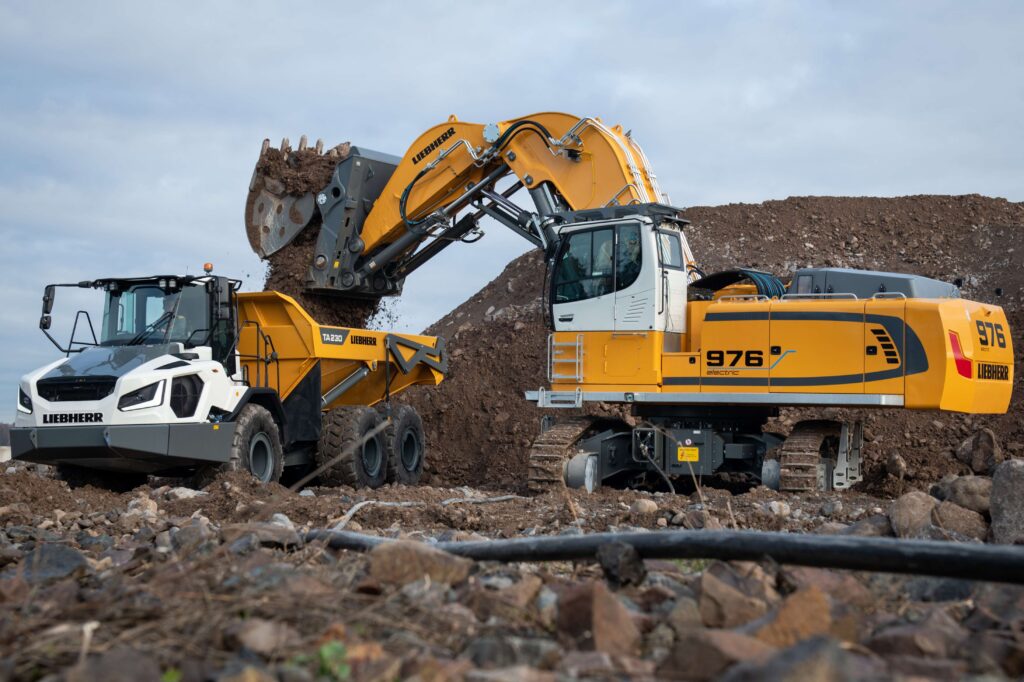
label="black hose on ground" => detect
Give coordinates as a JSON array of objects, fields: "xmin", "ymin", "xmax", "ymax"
[{"xmin": 304, "ymin": 528, "xmax": 1024, "ymax": 585}]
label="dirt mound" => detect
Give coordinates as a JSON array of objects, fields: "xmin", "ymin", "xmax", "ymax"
[{"xmin": 403, "ymin": 195, "xmax": 1023, "ymax": 491}]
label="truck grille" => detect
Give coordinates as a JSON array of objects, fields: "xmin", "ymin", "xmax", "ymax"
[{"xmin": 37, "ymin": 376, "xmax": 117, "ymax": 402}]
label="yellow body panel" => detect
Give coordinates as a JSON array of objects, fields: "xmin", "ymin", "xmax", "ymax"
[
  {"xmin": 236, "ymin": 291, "xmax": 444, "ymax": 409},
  {"xmin": 360, "ymin": 112, "xmax": 660, "ymax": 256},
  {"xmin": 550, "ymin": 296, "xmax": 1013, "ymax": 415}
]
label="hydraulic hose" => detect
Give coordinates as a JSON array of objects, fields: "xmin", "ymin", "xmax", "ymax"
[{"xmin": 305, "ymin": 528, "xmax": 1024, "ymax": 585}]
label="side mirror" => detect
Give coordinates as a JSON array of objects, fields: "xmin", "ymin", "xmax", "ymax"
[
  {"xmin": 42, "ymin": 285, "xmax": 55, "ymax": 315},
  {"xmin": 40, "ymin": 315, "xmax": 51, "ymax": 331}
]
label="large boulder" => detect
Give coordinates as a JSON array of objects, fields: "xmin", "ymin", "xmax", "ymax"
[
  {"xmin": 888, "ymin": 492, "xmax": 937, "ymax": 538},
  {"xmin": 991, "ymin": 459, "xmax": 1024, "ymax": 544},
  {"xmin": 556, "ymin": 580, "xmax": 640, "ymax": 656},
  {"xmin": 956, "ymin": 428, "xmax": 1004, "ymax": 475},
  {"xmin": 931, "ymin": 501, "xmax": 988, "ymax": 541},
  {"xmin": 658, "ymin": 630, "xmax": 776, "ymax": 681},
  {"xmin": 947, "ymin": 476, "xmax": 993, "ymax": 515}
]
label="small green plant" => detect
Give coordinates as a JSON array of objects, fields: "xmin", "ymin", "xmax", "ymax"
[
  {"xmin": 161, "ymin": 669, "xmax": 183, "ymax": 682},
  {"xmin": 316, "ymin": 640, "xmax": 351, "ymax": 680}
]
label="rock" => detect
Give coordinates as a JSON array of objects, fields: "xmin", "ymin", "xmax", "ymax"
[
  {"xmin": 886, "ymin": 452, "xmax": 908, "ymax": 479},
  {"xmin": 228, "ymin": 533, "xmax": 263, "ymax": 556},
  {"xmin": 888, "ymin": 491, "xmax": 937, "ymax": 538},
  {"xmin": 699, "ymin": 566, "xmax": 770, "ymax": 628},
  {"xmin": 991, "ymin": 459, "xmax": 1024, "ymax": 544},
  {"xmin": 596, "ymin": 541, "xmax": 646, "ymax": 588},
  {"xmin": 166, "ymin": 486, "xmax": 207, "ymax": 500},
  {"xmin": 466, "ymin": 666, "xmax": 554, "ymax": 682},
  {"xmin": 819, "ymin": 499, "xmax": 843, "ymax": 517},
  {"xmin": 658, "ymin": 630, "xmax": 776, "ymax": 681},
  {"xmin": 269, "ymin": 513, "xmax": 295, "ymax": 530},
  {"xmin": 222, "ymin": 523, "xmax": 302, "ymax": 549},
  {"xmin": 629, "ymin": 499, "xmax": 658, "ymax": 517},
  {"xmin": 369, "ymin": 541, "xmax": 472, "ymax": 586},
  {"xmin": 7, "ymin": 543, "xmax": 88, "ymax": 585},
  {"xmin": 866, "ymin": 609, "xmax": 967, "ymax": 658},
  {"xmin": 931, "ymin": 501, "xmax": 987, "ymax": 540},
  {"xmin": 463, "ymin": 636, "xmax": 561, "ymax": 669},
  {"xmin": 720, "ymin": 636, "xmax": 880, "ymax": 682},
  {"xmin": 955, "ymin": 428, "xmax": 1003, "ymax": 474},
  {"xmin": 947, "ymin": 475, "xmax": 992, "ymax": 515},
  {"xmin": 298, "ymin": 489, "xmax": 315, "ymax": 497},
  {"xmin": 840, "ymin": 514, "xmax": 894, "ymax": 537},
  {"xmin": 66, "ymin": 646, "xmax": 161, "ymax": 682},
  {"xmin": 754, "ymin": 586, "xmax": 832, "ymax": 648},
  {"xmin": 930, "ymin": 473, "xmax": 959, "ymax": 501},
  {"xmin": 783, "ymin": 567, "xmax": 874, "ymax": 609},
  {"xmin": 767, "ymin": 500, "xmax": 790, "ymax": 517},
  {"xmin": 905, "ymin": 577, "xmax": 974, "ymax": 602},
  {"xmin": 125, "ymin": 496, "xmax": 158, "ymax": 516},
  {"xmin": 815, "ymin": 522, "xmax": 848, "ymax": 534},
  {"xmin": 556, "ymin": 580, "xmax": 640, "ymax": 656},
  {"xmin": 227, "ymin": 618, "xmax": 300, "ymax": 655},
  {"xmin": 668, "ymin": 597, "xmax": 702, "ymax": 635},
  {"xmin": 172, "ymin": 518, "xmax": 218, "ymax": 551},
  {"xmin": 218, "ymin": 666, "xmax": 278, "ymax": 682}
]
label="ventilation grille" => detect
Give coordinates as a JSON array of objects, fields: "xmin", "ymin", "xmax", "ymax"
[
  {"xmin": 37, "ymin": 376, "xmax": 117, "ymax": 402},
  {"xmin": 870, "ymin": 328, "xmax": 900, "ymax": 365}
]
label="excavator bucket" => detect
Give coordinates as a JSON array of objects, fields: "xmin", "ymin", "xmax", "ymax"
[{"xmin": 244, "ymin": 137, "xmax": 350, "ymax": 258}]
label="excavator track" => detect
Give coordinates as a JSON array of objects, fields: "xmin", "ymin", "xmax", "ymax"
[
  {"xmin": 527, "ymin": 418, "xmax": 595, "ymax": 494},
  {"xmin": 778, "ymin": 420, "xmax": 842, "ymax": 493}
]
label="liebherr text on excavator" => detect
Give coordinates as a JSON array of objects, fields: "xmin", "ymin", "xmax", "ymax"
[{"xmin": 252, "ymin": 112, "xmax": 1009, "ymax": 493}]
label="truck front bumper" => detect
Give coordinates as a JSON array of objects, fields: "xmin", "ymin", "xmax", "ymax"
[{"xmin": 11, "ymin": 422, "xmax": 236, "ymax": 475}]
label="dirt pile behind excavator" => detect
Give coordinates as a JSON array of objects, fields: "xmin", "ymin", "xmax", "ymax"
[
  {"xmin": 253, "ymin": 141, "xmax": 382, "ymax": 328},
  {"xmin": 401, "ymin": 194, "xmax": 1024, "ymax": 492}
]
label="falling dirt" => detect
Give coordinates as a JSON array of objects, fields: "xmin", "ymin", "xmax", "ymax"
[{"xmin": 253, "ymin": 142, "xmax": 384, "ymax": 329}]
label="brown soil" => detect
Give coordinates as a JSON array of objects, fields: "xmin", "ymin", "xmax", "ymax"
[
  {"xmin": 401, "ymin": 195, "xmax": 1024, "ymax": 492},
  {"xmin": 253, "ymin": 142, "xmax": 384, "ymax": 329}
]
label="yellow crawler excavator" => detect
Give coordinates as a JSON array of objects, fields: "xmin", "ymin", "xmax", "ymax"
[{"xmin": 245, "ymin": 112, "xmax": 1014, "ymax": 494}]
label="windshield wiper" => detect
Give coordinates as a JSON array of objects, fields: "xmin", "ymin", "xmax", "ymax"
[{"xmin": 127, "ymin": 311, "xmax": 173, "ymax": 346}]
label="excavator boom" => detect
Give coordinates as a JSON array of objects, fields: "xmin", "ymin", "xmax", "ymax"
[{"xmin": 246, "ymin": 113, "xmax": 689, "ymax": 298}]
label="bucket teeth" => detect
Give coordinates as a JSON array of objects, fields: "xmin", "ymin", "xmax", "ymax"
[
  {"xmin": 315, "ymin": 138, "xmax": 324, "ymax": 154},
  {"xmin": 298, "ymin": 135, "xmax": 308, "ymax": 151},
  {"xmin": 260, "ymin": 138, "xmax": 270, "ymax": 156},
  {"xmin": 280, "ymin": 137, "xmax": 291, "ymax": 153}
]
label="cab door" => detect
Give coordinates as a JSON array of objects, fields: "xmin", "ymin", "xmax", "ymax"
[
  {"xmin": 550, "ymin": 226, "xmax": 616, "ymax": 332},
  {"xmin": 656, "ymin": 228, "xmax": 688, "ymax": 334}
]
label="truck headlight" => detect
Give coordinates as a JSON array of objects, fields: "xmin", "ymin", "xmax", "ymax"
[
  {"xmin": 118, "ymin": 381, "xmax": 165, "ymax": 411},
  {"xmin": 17, "ymin": 387, "xmax": 32, "ymax": 414}
]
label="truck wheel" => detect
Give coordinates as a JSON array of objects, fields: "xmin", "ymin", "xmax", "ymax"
[
  {"xmin": 317, "ymin": 406, "xmax": 386, "ymax": 488},
  {"xmin": 384, "ymin": 406, "xmax": 425, "ymax": 485},
  {"xmin": 192, "ymin": 404, "xmax": 284, "ymax": 488},
  {"xmin": 55, "ymin": 464, "xmax": 148, "ymax": 492}
]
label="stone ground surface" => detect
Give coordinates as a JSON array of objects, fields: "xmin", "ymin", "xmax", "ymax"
[{"xmin": 2, "ymin": 454, "xmax": 1024, "ymax": 681}]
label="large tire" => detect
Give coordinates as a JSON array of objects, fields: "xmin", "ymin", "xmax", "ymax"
[
  {"xmin": 384, "ymin": 405, "xmax": 425, "ymax": 486},
  {"xmin": 317, "ymin": 406, "xmax": 386, "ymax": 488},
  {"xmin": 56, "ymin": 465, "xmax": 147, "ymax": 492},
  {"xmin": 192, "ymin": 404, "xmax": 284, "ymax": 488}
]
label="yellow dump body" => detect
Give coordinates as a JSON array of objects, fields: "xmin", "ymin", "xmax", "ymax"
[
  {"xmin": 236, "ymin": 291, "xmax": 444, "ymax": 409},
  {"xmin": 549, "ymin": 296, "xmax": 1013, "ymax": 414}
]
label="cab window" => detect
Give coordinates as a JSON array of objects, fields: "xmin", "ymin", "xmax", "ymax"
[
  {"xmin": 657, "ymin": 231, "xmax": 684, "ymax": 269},
  {"xmin": 553, "ymin": 223, "xmax": 644, "ymax": 303},
  {"xmin": 553, "ymin": 228, "xmax": 615, "ymax": 303},
  {"xmin": 616, "ymin": 224, "xmax": 642, "ymax": 290}
]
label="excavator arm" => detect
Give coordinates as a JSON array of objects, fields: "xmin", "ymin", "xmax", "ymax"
[{"xmin": 246, "ymin": 112, "xmax": 693, "ymax": 298}]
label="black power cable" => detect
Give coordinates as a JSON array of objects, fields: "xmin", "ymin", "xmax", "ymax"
[{"xmin": 306, "ymin": 528, "xmax": 1024, "ymax": 585}]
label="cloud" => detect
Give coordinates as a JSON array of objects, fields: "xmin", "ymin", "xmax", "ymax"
[{"xmin": 1, "ymin": 0, "xmax": 1023, "ymax": 420}]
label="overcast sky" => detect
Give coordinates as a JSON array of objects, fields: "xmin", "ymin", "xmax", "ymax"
[{"xmin": 1, "ymin": 1, "xmax": 1022, "ymax": 421}]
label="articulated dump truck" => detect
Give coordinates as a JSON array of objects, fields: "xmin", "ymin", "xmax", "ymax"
[{"xmin": 11, "ymin": 270, "xmax": 445, "ymax": 490}]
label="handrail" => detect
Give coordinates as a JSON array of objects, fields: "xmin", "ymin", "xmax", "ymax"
[{"xmin": 780, "ymin": 292, "xmax": 859, "ymax": 301}]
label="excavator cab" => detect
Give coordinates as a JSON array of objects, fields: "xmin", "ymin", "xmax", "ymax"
[{"xmin": 548, "ymin": 204, "xmax": 694, "ymax": 339}]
